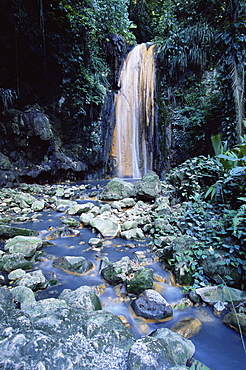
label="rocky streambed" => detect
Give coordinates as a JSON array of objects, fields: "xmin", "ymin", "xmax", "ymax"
[{"xmin": 0, "ymin": 172, "xmax": 246, "ymax": 369}]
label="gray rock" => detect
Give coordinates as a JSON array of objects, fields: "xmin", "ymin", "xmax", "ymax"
[
  {"xmin": 196, "ymin": 285, "xmax": 246, "ymax": 305},
  {"xmin": 121, "ymin": 227, "xmax": 145, "ymax": 240},
  {"xmin": 88, "ymin": 237, "xmax": 103, "ymax": 247},
  {"xmin": 0, "ymin": 287, "xmax": 14, "ymax": 308},
  {"xmin": 56, "ymin": 199, "xmax": 77, "ymax": 212},
  {"xmin": 99, "ymin": 203, "xmax": 112, "ymax": 214},
  {"xmin": 11, "ymin": 286, "xmax": 36, "ymax": 308},
  {"xmin": 5, "ymin": 235, "xmax": 43, "ymax": 258},
  {"xmin": 14, "ymin": 192, "xmax": 36, "ymax": 207},
  {"xmin": 59, "ymin": 286, "xmax": 101, "ymax": 310},
  {"xmin": 8, "ymin": 268, "xmax": 26, "ymax": 280},
  {"xmin": 101, "ymin": 256, "xmax": 134, "ymax": 285},
  {"xmin": 31, "ymin": 199, "xmax": 45, "ymax": 211},
  {"xmin": 134, "ymin": 171, "xmax": 162, "ymax": 200},
  {"xmin": 151, "ymin": 328, "xmax": 195, "ymax": 366},
  {"xmin": 90, "ymin": 216, "xmax": 120, "ymax": 238},
  {"xmin": 53, "ymin": 255, "xmax": 93, "ymax": 274},
  {"xmin": 15, "ymin": 269, "xmax": 48, "ymax": 290},
  {"xmin": 0, "ymin": 224, "xmax": 38, "ymax": 238},
  {"xmin": 60, "ymin": 216, "xmax": 78, "ymax": 227},
  {"xmin": 131, "ymin": 289, "xmax": 173, "ymax": 320},
  {"xmin": 82, "ymin": 310, "xmax": 135, "ymax": 351},
  {"xmin": 0, "ymin": 152, "xmax": 12, "ymax": 170},
  {"xmin": 0, "ymin": 252, "xmax": 32, "ymax": 272},
  {"xmin": 100, "ymin": 178, "xmax": 134, "ymax": 200},
  {"xmin": 80, "ymin": 212, "xmax": 94, "ymax": 225},
  {"xmin": 67, "ymin": 202, "xmax": 94, "ymax": 215},
  {"xmin": 24, "ymin": 297, "xmax": 68, "ymax": 319},
  {"xmin": 128, "ymin": 336, "xmax": 175, "ymax": 370},
  {"xmin": 0, "ymin": 275, "xmax": 5, "ymax": 284},
  {"xmin": 122, "ymin": 220, "xmax": 138, "ymax": 231},
  {"xmin": 222, "ymin": 312, "xmax": 246, "ymax": 335}
]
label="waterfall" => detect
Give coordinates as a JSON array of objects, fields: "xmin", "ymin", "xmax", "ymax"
[{"xmin": 111, "ymin": 43, "xmax": 156, "ymax": 178}]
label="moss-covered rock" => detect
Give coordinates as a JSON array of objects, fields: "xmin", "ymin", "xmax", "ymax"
[{"xmin": 100, "ymin": 178, "xmax": 134, "ymax": 200}]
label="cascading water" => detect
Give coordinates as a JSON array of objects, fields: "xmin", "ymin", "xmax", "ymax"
[{"xmin": 111, "ymin": 43, "xmax": 156, "ymax": 178}]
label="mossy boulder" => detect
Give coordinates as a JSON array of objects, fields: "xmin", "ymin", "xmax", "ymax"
[
  {"xmin": 134, "ymin": 171, "xmax": 162, "ymax": 200},
  {"xmin": 5, "ymin": 236, "xmax": 43, "ymax": 258},
  {"xmin": 126, "ymin": 267, "xmax": 153, "ymax": 294},
  {"xmin": 99, "ymin": 178, "xmax": 134, "ymax": 200},
  {"xmin": 59, "ymin": 286, "xmax": 101, "ymax": 311},
  {"xmin": 53, "ymin": 256, "xmax": 93, "ymax": 274}
]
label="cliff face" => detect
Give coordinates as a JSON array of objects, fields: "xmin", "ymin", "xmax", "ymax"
[{"xmin": 0, "ymin": 2, "xmax": 128, "ymax": 186}]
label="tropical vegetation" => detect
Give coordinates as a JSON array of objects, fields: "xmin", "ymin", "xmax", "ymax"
[{"xmin": 0, "ymin": 0, "xmax": 245, "ymax": 289}]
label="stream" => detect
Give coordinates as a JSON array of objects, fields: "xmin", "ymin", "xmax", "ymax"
[{"xmin": 9, "ymin": 181, "xmax": 246, "ymax": 370}]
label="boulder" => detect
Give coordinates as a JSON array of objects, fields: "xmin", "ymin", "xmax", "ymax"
[
  {"xmin": 134, "ymin": 171, "xmax": 162, "ymax": 200},
  {"xmin": 122, "ymin": 220, "xmax": 138, "ymax": 231},
  {"xmin": 60, "ymin": 227, "xmax": 80, "ymax": 237},
  {"xmin": 31, "ymin": 199, "xmax": 45, "ymax": 211},
  {"xmin": 19, "ymin": 110, "xmax": 53, "ymax": 140},
  {"xmin": 11, "ymin": 286, "xmax": 36, "ymax": 308},
  {"xmin": 99, "ymin": 203, "xmax": 112, "ymax": 214},
  {"xmin": 5, "ymin": 236, "xmax": 43, "ymax": 258},
  {"xmin": 0, "ymin": 287, "xmax": 14, "ymax": 308},
  {"xmin": 55, "ymin": 199, "xmax": 77, "ymax": 212},
  {"xmin": 0, "ymin": 152, "xmax": 12, "ymax": 170},
  {"xmin": 128, "ymin": 336, "xmax": 175, "ymax": 370},
  {"xmin": 14, "ymin": 192, "xmax": 36, "ymax": 207},
  {"xmin": 222, "ymin": 312, "xmax": 246, "ymax": 335},
  {"xmin": 88, "ymin": 237, "xmax": 103, "ymax": 248},
  {"xmin": 126, "ymin": 267, "xmax": 153, "ymax": 294},
  {"xmin": 23, "ymin": 297, "xmax": 68, "ymax": 320},
  {"xmin": 60, "ymin": 216, "xmax": 78, "ymax": 227},
  {"xmin": 81, "ymin": 310, "xmax": 135, "ymax": 351},
  {"xmin": 171, "ymin": 317, "xmax": 202, "ymax": 338},
  {"xmin": 99, "ymin": 178, "xmax": 134, "ymax": 200},
  {"xmin": 117, "ymin": 198, "xmax": 136, "ymax": 208},
  {"xmin": 67, "ymin": 202, "xmax": 94, "ymax": 215},
  {"xmin": 8, "ymin": 268, "xmax": 26, "ymax": 281},
  {"xmin": 15, "ymin": 270, "xmax": 48, "ymax": 290},
  {"xmin": 53, "ymin": 255, "xmax": 93, "ymax": 274},
  {"xmin": 101, "ymin": 256, "xmax": 134, "ymax": 285},
  {"xmin": 90, "ymin": 216, "xmax": 120, "ymax": 238},
  {"xmin": 121, "ymin": 227, "xmax": 145, "ymax": 240},
  {"xmin": 131, "ymin": 289, "xmax": 173, "ymax": 320},
  {"xmin": 59, "ymin": 286, "xmax": 101, "ymax": 311},
  {"xmin": 0, "ymin": 225, "xmax": 38, "ymax": 238},
  {"xmin": 195, "ymin": 285, "xmax": 246, "ymax": 306},
  {"xmin": 151, "ymin": 327, "xmax": 195, "ymax": 366},
  {"xmin": 80, "ymin": 212, "xmax": 94, "ymax": 225},
  {"xmin": 0, "ymin": 252, "xmax": 32, "ymax": 272}
]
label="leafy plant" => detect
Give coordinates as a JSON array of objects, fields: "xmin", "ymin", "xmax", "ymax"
[{"xmin": 205, "ymin": 136, "xmax": 246, "ymax": 205}]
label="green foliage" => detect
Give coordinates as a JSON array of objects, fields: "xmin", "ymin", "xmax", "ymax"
[
  {"xmin": 167, "ymin": 156, "xmax": 222, "ymax": 200},
  {"xmin": 150, "ymin": 193, "xmax": 246, "ymax": 290},
  {"xmin": 205, "ymin": 137, "xmax": 246, "ymax": 205},
  {"xmin": 59, "ymin": 0, "xmax": 133, "ymax": 114},
  {"xmin": 153, "ymin": 0, "xmax": 246, "ymax": 152}
]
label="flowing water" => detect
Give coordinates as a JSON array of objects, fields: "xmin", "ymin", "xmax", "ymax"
[
  {"xmin": 111, "ymin": 43, "xmax": 155, "ymax": 178},
  {"xmin": 10, "ymin": 183, "xmax": 246, "ymax": 370}
]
